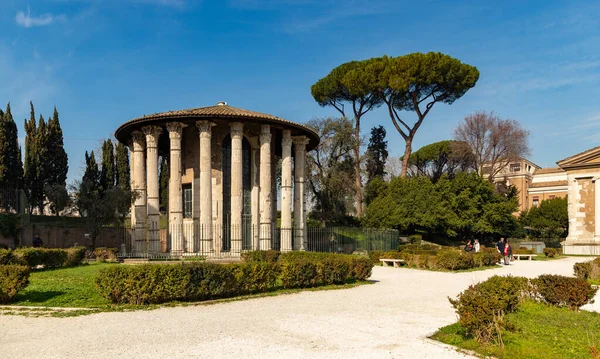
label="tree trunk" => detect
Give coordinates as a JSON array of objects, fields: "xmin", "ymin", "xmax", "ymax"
[
  {"xmin": 354, "ymin": 127, "xmax": 362, "ymax": 219},
  {"xmin": 400, "ymin": 139, "xmax": 413, "ymax": 178}
]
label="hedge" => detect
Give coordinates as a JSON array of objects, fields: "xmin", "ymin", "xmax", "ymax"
[
  {"xmin": 0, "ymin": 247, "xmax": 87, "ymax": 269},
  {"xmin": 450, "ymin": 274, "xmax": 596, "ymax": 344},
  {"xmin": 574, "ymin": 258, "xmax": 600, "ymax": 281},
  {"xmin": 240, "ymin": 250, "xmax": 280, "ymax": 263},
  {"xmin": 0, "ymin": 265, "xmax": 30, "ymax": 303},
  {"xmin": 93, "ymin": 248, "xmax": 119, "ymax": 262},
  {"xmin": 95, "ymin": 252, "xmax": 373, "ymax": 305},
  {"xmin": 370, "ymin": 248, "xmax": 501, "ymax": 271}
]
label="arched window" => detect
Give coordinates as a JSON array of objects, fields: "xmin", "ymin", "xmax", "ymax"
[{"xmin": 222, "ymin": 135, "xmax": 252, "ymax": 251}]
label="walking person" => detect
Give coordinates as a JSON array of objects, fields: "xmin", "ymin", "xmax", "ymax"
[{"xmin": 503, "ymin": 241, "xmax": 512, "ymax": 265}]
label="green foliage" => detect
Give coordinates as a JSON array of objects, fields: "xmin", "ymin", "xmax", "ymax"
[
  {"xmin": 240, "ymin": 250, "xmax": 280, "ymax": 263},
  {"xmin": 279, "ymin": 259, "xmax": 317, "ymax": 288},
  {"xmin": 115, "ymin": 142, "xmax": 130, "ymax": 191},
  {"xmin": 65, "ymin": 247, "xmax": 87, "ymax": 267},
  {"xmin": 0, "ymin": 248, "xmax": 14, "ymax": 264},
  {"xmin": 159, "ymin": 156, "xmax": 169, "ymax": 213},
  {"xmin": 44, "ymin": 183, "xmax": 70, "ymax": 215},
  {"xmin": 574, "ymin": 261, "xmax": 592, "ymax": 280},
  {"xmin": 44, "ymin": 107, "xmax": 69, "ymax": 214},
  {"xmin": 435, "ymin": 250, "xmax": 475, "ymax": 270},
  {"xmin": 93, "ymin": 247, "xmax": 118, "ymax": 262},
  {"xmin": 0, "ymin": 265, "xmax": 30, "ymax": 303},
  {"xmin": 532, "ymin": 275, "xmax": 597, "ymax": 310},
  {"xmin": 23, "ymin": 102, "xmax": 39, "ymax": 212},
  {"xmin": 0, "ymin": 214, "xmax": 19, "ymax": 244},
  {"xmin": 405, "ymin": 140, "xmax": 475, "ymax": 182},
  {"xmin": 365, "ymin": 126, "xmax": 388, "ymax": 183},
  {"xmin": 542, "ymin": 248, "xmax": 557, "ymax": 257},
  {"xmin": 449, "ymin": 275, "xmax": 530, "ymax": 343},
  {"xmin": 364, "ymin": 172, "xmax": 520, "ymax": 240},
  {"xmin": 0, "ymin": 103, "xmax": 24, "ymax": 194},
  {"xmin": 520, "ymin": 197, "xmax": 568, "ymax": 240},
  {"xmin": 232, "ymin": 262, "xmax": 278, "ymax": 294},
  {"xmin": 306, "ymin": 117, "xmax": 358, "ymax": 225},
  {"xmin": 7, "ymin": 247, "xmax": 85, "ymax": 268},
  {"xmin": 100, "ymin": 139, "xmax": 115, "ymax": 192}
]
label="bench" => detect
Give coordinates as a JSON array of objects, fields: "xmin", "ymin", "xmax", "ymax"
[
  {"xmin": 380, "ymin": 258, "xmax": 405, "ymax": 268},
  {"xmin": 512, "ymin": 254, "xmax": 534, "ymax": 261}
]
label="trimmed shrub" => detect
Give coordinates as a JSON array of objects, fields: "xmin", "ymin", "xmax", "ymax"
[
  {"xmin": 94, "ymin": 248, "xmax": 119, "ymax": 262},
  {"xmin": 279, "ymin": 259, "xmax": 317, "ymax": 288},
  {"xmin": 472, "ymin": 252, "xmax": 500, "ymax": 267},
  {"xmin": 436, "ymin": 250, "xmax": 474, "ymax": 271},
  {"xmin": 449, "ymin": 275, "xmax": 530, "ymax": 343},
  {"xmin": 65, "ymin": 247, "xmax": 87, "ymax": 267},
  {"xmin": 185, "ymin": 262, "xmax": 240, "ymax": 300},
  {"xmin": 13, "ymin": 248, "xmax": 47, "ymax": 267},
  {"xmin": 0, "ymin": 249, "xmax": 15, "ymax": 265},
  {"xmin": 574, "ymin": 262, "xmax": 592, "ymax": 280},
  {"xmin": 532, "ymin": 274, "xmax": 597, "ymax": 310},
  {"xmin": 350, "ymin": 257, "xmax": 373, "ymax": 280},
  {"xmin": 514, "ymin": 247, "xmax": 534, "ymax": 255},
  {"xmin": 240, "ymin": 250, "xmax": 280, "ymax": 263},
  {"xmin": 43, "ymin": 249, "xmax": 69, "ymax": 268},
  {"xmin": 232, "ymin": 262, "xmax": 278, "ymax": 294},
  {"xmin": 543, "ymin": 248, "xmax": 557, "ymax": 258},
  {"xmin": 0, "ymin": 265, "xmax": 30, "ymax": 303}
]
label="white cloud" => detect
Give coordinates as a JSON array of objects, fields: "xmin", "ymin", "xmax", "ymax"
[{"xmin": 15, "ymin": 7, "xmax": 65, "ymax": 28}]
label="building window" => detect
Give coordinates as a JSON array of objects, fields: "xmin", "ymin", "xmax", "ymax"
[
  {"xmin": 183, "ymin": 184, "xmax": 192, "ymax": 218},
  {"xmin": 510, "ymin": 163, "xmax": 521, "ymax": 172},
  {"xmin": 532, "ymin": 196, "xmax": 539, "ymax": 207}
]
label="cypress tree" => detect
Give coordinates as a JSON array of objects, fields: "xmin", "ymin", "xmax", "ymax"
[
  {"xmin": 100, "ymin": 139, "xmax": 115, "ymax": 192},
  {"xmin": 159, "ymin": 156, "xmax": 169, "ymax": 213},
  {"xmin": 24, "ymin": 102, "xmax": 38, "ymax": 212},
  {"xmin": 115, "ymin": 142, "xmax": 130, "ymax": 191},
  {"xmin": 83, "ymin": 151, "xmax": 100, "ymax": 187},
  {"xmin": 35, "ymin": 114, "xmax": 50, "ymax": 213},
  {"xmin": 365, "ymin": 126, "xmax": 388, "ymax": 182},
  {"xmin": 3, "ymin": 103, "xmax": 24, "ymax": 190},
  {"xmin": 0, "ymin": 107, "xmax": 7, "ymax": 188},
  {"xmin": 47, "ymin": 106, "xmax": 69, "ymax": 186}
]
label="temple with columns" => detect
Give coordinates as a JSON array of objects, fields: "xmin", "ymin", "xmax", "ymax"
[{"xmin": 114, "ymin": 102, "xmax": 319, "ymax": 256}]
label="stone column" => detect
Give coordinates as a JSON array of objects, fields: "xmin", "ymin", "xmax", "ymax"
[
  {"xmin": 293, "ymin": 136, "xmax": 309, "ymax": 251},
  {"xmin": 131, "ymin": 131, "xmax": 147, "ymax": 253},
  {"xmin": 128, "ymin": 141, "xmax": 136, "ymax": 230},
  {"xmin": 251, "ymin": 146, "xmax": 260, "ymax": 250},
  {"xmin": 143, "ymin": 125, "xmax": 162, "ymax": 254},
  {"xmin": 595, "ymin": 177, "xmax": 600, "ymax": 242},
  {"xmin": 197, "ymin": 120, "xmax": 215, "ymax": 253},
  {"xmin": 281, "ymin": 130, "xmax": 293, "ymax": 252},
  {"xmin": 259, "ymin": 125, "xmax": 272, "ymax": 250},
  {"xmin": 167, "ymin": 122, "xmax": 184, "ymax": 255},
  {"xmin": 230, "ymin": 122, "xmax": 244, "ymax": 254}
]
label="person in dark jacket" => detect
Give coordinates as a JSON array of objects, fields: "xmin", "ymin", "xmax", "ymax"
[
  {"xmin": 32, "ymin": 234, "xmax": 43, "ymax": 248},
  {"xmin": 496, "ymin": 237, "xmax": 505, "ymax": 264}
]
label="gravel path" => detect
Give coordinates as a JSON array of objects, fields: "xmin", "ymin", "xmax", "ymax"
[{"xmin": 1, "ymin": 256, "xmax": 597, "ymax": 359}]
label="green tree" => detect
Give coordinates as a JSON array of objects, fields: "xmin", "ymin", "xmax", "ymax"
[
  {"xmin": 35, "ymin": 114, "xmax": 50, "ymax": 213},
  {"xmin": 75, "ymin": 149, "xmax": 134, "ymax": 248},
  {"xmin": 306, "ymin": 117, "xmax": 357, "ymax": 226},
  {"xmin": 311, "ymin": 61, "xmax": 383, "ymax": 218},
  {"xmin": 115, "ymin": 142, "xmax": 130, "ymax": 191},
  {"xmin": 0, "ymin": 103, "xmax": 24, "ymax": 191},
  {"xmin": 44, "ymin": 106, "xmax": 69, "ymax": 214},
  {"xmin": 159, "ymin": 156, "xmax": 169, "ymax": 213},
  {"xmin": 100, "ymin": 139, "xmax": 115, "ymax": 192},
  {"xmin": 365, "ymin": 125, "xmax": 388, "ymax": 182},
  {"xmin": 23, "ymin": 102, "xmax": 38, "ymax": 212},
  {"xmin": 405, "ymin": 140, "xmax": 475, "ymax": 182},
  {"xmin": 369, "ymin": 52, "xmax": 479, "ymax": 177},
  {"xmin": 520, "ymin": 197, "xmax": 568, "ymax": 243}
]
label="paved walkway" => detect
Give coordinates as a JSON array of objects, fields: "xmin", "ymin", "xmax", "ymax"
[{"xmin": 1, "ymin": 256, "xmax": 597, "ymax": 359}]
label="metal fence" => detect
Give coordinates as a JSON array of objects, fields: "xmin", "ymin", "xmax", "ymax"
[{"xmin": 119, "ymin": 223, "xmax": 399, "ymax": 259}]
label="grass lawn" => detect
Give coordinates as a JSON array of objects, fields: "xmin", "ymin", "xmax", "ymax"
[
  {"xmin": 12, "ymin": 262, "xmax": 117, "ymax": 308},
  {"xmin": 432, "ymin": 301, "xmax": 600, "ymax": 359}
]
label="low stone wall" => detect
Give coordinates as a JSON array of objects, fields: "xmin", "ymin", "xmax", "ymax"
[
  {"xmin": 0, "ymin": 226, "xmax": 126, "ymax": 249},
  {"xmin": 562, "ymin": 243, "xmax": 600, "ymax": 255}
]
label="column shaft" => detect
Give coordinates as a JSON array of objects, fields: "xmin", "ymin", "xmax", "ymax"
[
  {"xmin": 259, "ymin": 125, "xmax": 272, "ymax": 250},
  {"xmin": 167, "ymin": 122, "xmax": 184, "ymax": 254},
  {"xmin": 230, "ymin": 122, "xmax": 244, "ymax": 253},
  {"xmin": 197, "ymin": 121, "xmax": 215, "ymax": 253},
  {"xmin": 293, "ymin": 136, "xmax": 309, "ymax": 251},
  {"xmin": 595, "ymin": 178, "xmax": 600, "ymax": 242},
  {"xmin": 132, "ymin": 131, "xmax": 147, "ymax": 253},
  {"xmin": 281, "ymin": 130, "xmax": 293, "ymax": 252},
  {"xmin": 143, "ymin": 125, "xmax": 162, "ymax": 253}
]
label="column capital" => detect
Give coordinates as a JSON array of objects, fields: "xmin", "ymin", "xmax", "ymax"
[
  {"xmin": 196, "ymin": 120, "xmax": 215, "ymax": 136},
  {"xmin": 292, "ymin": 136, "xmax": 310, "ymax": 148},
  {"xmin": 131, "ymin": 130, "xmax": 146, "ymax": 147},
  {"xmin": 230, "ymin": 122, "xmax": 244, "ymax": 139},
  {"xmin": 260, "ymin": 125, "xmax": 271, "ymax": 144},
  {"xmin": 142, "ymin": 125, "xmax": 162, "ymax": 148},
  {"xmin": 166, "ymin": 122, "xmax": 184, "ymax": 139}
]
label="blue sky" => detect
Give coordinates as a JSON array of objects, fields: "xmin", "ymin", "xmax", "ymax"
[{"xmin": 1, "ymin": 0, "xmax": 599, "ymax": 183}]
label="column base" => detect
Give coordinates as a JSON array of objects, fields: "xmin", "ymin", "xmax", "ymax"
[{"xmin": 562, "ymin": 243, "xmax": 600, "ymax": 255}]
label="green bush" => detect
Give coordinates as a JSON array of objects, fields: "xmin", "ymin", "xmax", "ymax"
[
  {"xmin": 435, "ymin": 250, "xmax": 474, "ymax": 270},
  {"xmin": 43, "ymin": 249, "xmax": 69, "ymax": 268},
  {"xmin": 472, "ymin": 252, "xmax": 500, "ymax": 267},
  {"xmin": 0, "ymin": 265, "xmax": 30, "ymax": 303},
  {"xmin": 0, "ymin": 249, "xmax": 15, "ymax": 265},
  {"xmin": 514, "ymin": 247, "xmax": 534, "ymax": 255},
  {"xmin": 449, "ymin": 275, "xmax": 530, "ymax": 343},
  {"xmin": 13, "ymin": 247, "xmax": 47, "ymax": 267},
  {"xmin": 240, "ymin": 250, "xmax": 280, "ymax": 263},
  {"xmin": 185, "ymin": 262, "xmax": 240, "ymax": 300},
  {"xmin": 543, "ymin": 248, "xmax": 557, "ymax": 258},
  {"xmin": 532, "ymin": 274, "xmax": 597, "ymax": 310},
  {"xmin": 279, "ymin": 259, "xmax": 317, "ymax": 289},
  {"xmin": 574, "ymin": 262, "xmax": 592, "ymax": 280},
  {"xmin": 350, "ymin": 257, "xmax": 373, "ymax": 280},
  {"xmin": 65, "ymin": 247, "xmax": 87, "ymax": 267},
  {"xmin": 94, "ymin": 247, "xmax": 119, "ymax": 262},
  {"xmin": 232, "ymin": 262, "xmax": 278, "ymax": 294}
]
